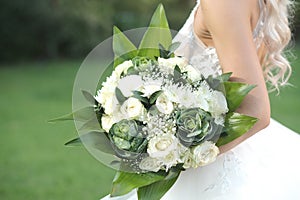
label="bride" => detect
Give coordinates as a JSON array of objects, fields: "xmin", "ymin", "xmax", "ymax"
[{"xmin": 102, "ymin": 0, "xmax": 300, "ymax": 199}]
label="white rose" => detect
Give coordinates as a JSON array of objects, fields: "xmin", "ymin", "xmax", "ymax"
[
  {"xmin": 182, "ymin": 151, "xmax": 196, "ymax": 169},
  {"xmin": 158, "ymin": 56, "xmax": 188, "ymax": 73},
  {"xmin": 118, "ymin": 75, "xmax": 143, "ymax": 97},
  {"xmin": 139, "ymin": 157, "xmax": 162, "ymax": 172},
  {"xmin": 101, "ymin": 112, "xmax": 124, "ymax": 132},
  {"xmin": 147, "ymin": 134, "xmax": 179, "ymax": 158},
  {"xmin": 156, "ymin": 93, "xmax": 174, "ymax": 114},
  {"xmin": 192, "ymin": 141, "xmax": 219, "ymax": 167},
  {"xmin": 208, "ymin": 91, "xmax": 228, "ymax": 116},
  {"xmin": 161, "ymin": 151, "xmax": 180, "ymax": 171},
  {"xmin": 114, "ymin": 60, "xmax": 133, "ymax": 78},
  {"xmin": 183, "ymin": 65, "xmax": 201, "ymax": 82},
  {"xmin": 120, "ymin": 97, "xmax": 145, "ymax": 119}
]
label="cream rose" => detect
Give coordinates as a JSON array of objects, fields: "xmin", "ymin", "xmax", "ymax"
[
  {"xmin": 155, "ymin": 93, "xmax": 174, "ymax": 114},
  {"xmin": 191, "ymin": 141, "xmax": 219, "ymax": 167},
  {"xmin": 161, "ymin": 151, "xmax": 180, "ymax": 171},
  {"xmin": 139, "ymin": 157, "xmax": 162, "ymax": 172},
  {"xmin": 101, "ymin": 112, "xmax": 124, "ymax": 132},
  {"xmin": 120, "ymin": 97, "xmax": 145, "ymax": 119},
  {"xmin": 147, "ymin": 134, "xmax": 179, "ymax": 158},
  {"xmin": 183, "ymin": 65, "xmax": 201, "ymax": 82},
  {"xmin": 182, "ymin": 151, "xmax": 195, "ymax": 169},
  {"xmin": 158, "ymin": 56, "xmax": 188, "ymax": 73},
  {"xmin": 113, "ymin": 60, "xmax": 133, "ymax": 78}
]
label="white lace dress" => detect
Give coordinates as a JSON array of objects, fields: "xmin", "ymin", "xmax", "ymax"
[{"xmin": 102, "ymin": 0, "xmax": 300, "ymax": 199}]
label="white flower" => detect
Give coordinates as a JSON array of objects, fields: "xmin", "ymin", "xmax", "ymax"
[
  {"xmin": 182, "ymin": 65, "xmax": 201, "ymax": 82},
  {"xmin": 139, "ymin": 85, "xmax": 161, "ymax": 98},
  {"xmin": 208, "ymin": 91, "xmax": 228, "ymax": 116},
  {"xmin": 114, "ymin": 60, "xmax": 133, "ymax": 78},
  {"xmin": 214, "ymin": 115, "xmax": 225, "ymax": 126},
  {"xmin": 182, "ymin": 151, "xmax": 195, "ymax": 169},
  {"xmin": 162, "ymin": 151, "xmax": 181, "ymax": 171},
  {"xmin": 99, "ymin": 92, "xmax": 122, "ymax": 115},
  {"xmin": 101, "ymin": 112, "xmax": 124, "ymax": 132},
  {"xmin": 120, "ymin": 97, "xmax": 145, "ymax": 119},
  {"xmin": 193, "ymin": 91, "xmax": 210, "ymax": 112},
  {"xmin": 191, "ymin": 141, "xmax": 219, "ymax": 167},
  {"xmin": 95, "ymin": 74, "xmax": 118, "ymax": 105},
  {"xmin": 118, "ymin": 75, "xmax": 143, "ymax": 97},
  {"xmin": 177, "ymin": 87, "xmax": 197, "ymax": 108},
  {"xmin": 193, "ymin": 81, "xmax": 213, "ymax": 111},
  {"xmin": 147, "ymin": 134, "xmax": 179, "ymax": 158},
  {"xmin": 163, "ymin": 86, "xmax": 180, "ymax": 103},
  {"xmin": 158, "ymin": 56, "xmax": 188, "ymax": 73},
  {"xmin": 155, "ymin": 93, "xmax": 174, "ymax": 114},
  {"xmin": 139, "ymin": 157, "xmax": 162, "ymax": 172}
]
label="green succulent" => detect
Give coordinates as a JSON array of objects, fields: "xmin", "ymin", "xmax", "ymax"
[
  {"xmin": 109, "ymin": 119, "xmax": 147, "ymax": 158},
  {"xmin": 176, "ymin": 108, "xmax": 222, "ymax": 147}
]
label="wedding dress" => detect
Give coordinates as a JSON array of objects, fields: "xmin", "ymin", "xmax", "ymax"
[{"xmin": 102, "ymin": 0, "xmax": 300, "ymax": 199}]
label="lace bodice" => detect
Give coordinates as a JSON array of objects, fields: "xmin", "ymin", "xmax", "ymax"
[{"xmin": 174, "ymin": 0, "xmax": 266, "ymax": 78}]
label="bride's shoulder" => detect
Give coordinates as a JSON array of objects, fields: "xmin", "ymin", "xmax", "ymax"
[{"xmin": 199, "ymin": 0, "xmax": 258, "ymax": 30}]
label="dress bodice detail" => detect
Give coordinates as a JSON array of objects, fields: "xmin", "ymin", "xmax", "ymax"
[{"xmin": 174, "ymin": 0, "xmax": 266, "ymax": 78}]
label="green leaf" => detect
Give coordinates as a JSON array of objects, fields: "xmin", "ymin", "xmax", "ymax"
[
  {"xmin": 159, "ymin": 43, "xmax": 169, "ymax": 59},
  {"xmin": 113, "ymin": 26, "xmax": 138, "ymax": 68},
  {"xmin": 216, "ymin": 112, "xmax": 258, "ymax": 146},
  {"xmin": 65, "ymin": 131, "xmax": 115, "ymax": 155},
  {"xmin": 132, "ymin": 90, "xmax": 144, "ymax": 96},
  {"xmin": 126, "ymin": 66, "xmax": 138, "ymax": 76},
  {"xmin": 137, "ymin": 171, "xmax": 180, "ymax": 200},
  {"xmin": 174, "ymin": 65, "xmax": 181, "ymax": 80},
  {"xmin": 115, "ymin": 87, "xmax": 127, "ymax": 105},
  {"xmin": 132, "ymin": 91, "xmax": 149, "ymax": 104},
  {"xmin": 64, "ymin": 137, "xmax": 82, "ymax": 146},
  {"xmin": 206, "ymin": 75, "xmax": 222, "ymax": 90},
  {"xmin": 138, "ymin": 4, "xmax": 172, "ymax": 59},
  {"xmin": 224, "ymin": 82, "xmax": 256, "ymax": 111},
  {"xmin": 168, "ymin": 42, "xmax": 181, "ymax": 54},
  {"xmin": 48, "ymin": 113, "xmax": 74, "ymax": 122},
  {"xmin": 48, "ymin": 106, "xmax": 95, "ymax": 122},
  {"xmin": 81, "ymin": 90, "xmax": 97, "ymax": 105},
  {"xmin": 79, "ymin": 117, "xmax": 104, "ymax": 132},
  {"xmin": 220, "ymin": 72, "xmax": 233, "ymax": 82},
  {"xmin": 111, "ymin": 171, "xmax": 165, "ymax": 197},
  {"xmin": 149, "ymin": 90, "xmax": 163, "ymax": 104}
]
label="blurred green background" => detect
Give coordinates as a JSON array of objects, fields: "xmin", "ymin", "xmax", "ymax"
[{"xmin": 0, "ymin": 0, "xmax": 300, "ymax": 199}]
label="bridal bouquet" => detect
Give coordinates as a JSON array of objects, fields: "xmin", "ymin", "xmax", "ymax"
[{"xmin": 50, "ymin": 4, "xmax": 257, "ymax": 199}]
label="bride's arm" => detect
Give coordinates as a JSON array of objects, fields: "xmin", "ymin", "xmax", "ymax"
[{"xmin": 199, "ymin": 0, "xmax": 270, "ymax": 153}]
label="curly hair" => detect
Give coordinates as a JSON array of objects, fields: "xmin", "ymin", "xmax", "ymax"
[{"xmin": 262, "ymin": 0, "xmax": 295, "ymax": 92}]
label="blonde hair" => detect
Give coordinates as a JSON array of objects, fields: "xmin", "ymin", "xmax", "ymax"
[{"xmin": 262, "ymin": 0, "xmax": 295, "ymax": 92}]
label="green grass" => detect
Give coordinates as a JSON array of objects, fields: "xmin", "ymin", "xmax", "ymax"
[
  {"xmin": 0, "ymin": 61, "xmax": 115, "ymax": 200},
  {"xmin": 269, "ymin": 45, "xmax": 300, "ymax": 133},
  {"xmin": 0, "ymin": 47, "xmax": 300, "ymax": 199}
]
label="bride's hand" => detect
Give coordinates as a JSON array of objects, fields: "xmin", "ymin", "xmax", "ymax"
[{"xmin": 198, "ymin": 0, "xmax": 270, "ymax": 153}]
